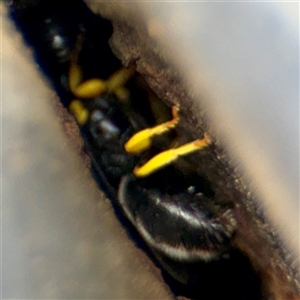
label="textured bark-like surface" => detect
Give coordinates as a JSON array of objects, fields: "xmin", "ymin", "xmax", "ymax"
[{"xmin": 88, "ymin": 3, "xmax": 299, "ymax": 300}]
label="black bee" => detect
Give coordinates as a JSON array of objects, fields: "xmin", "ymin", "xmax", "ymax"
[
  {"xmin": 67, "ymin": 61, "xmax": 237, "ymax": 284},
  {"xmin": 8, "ymin": 0, "xmax": 237, "ymax": 287}
]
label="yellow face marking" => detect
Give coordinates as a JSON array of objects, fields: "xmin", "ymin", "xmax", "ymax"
[
  {"xmin": 73, "ymin": 78, "xmax": 107, "ymax": 98},
  {"xmin": 69, "ymin": 100, "xmax": 89, "ymax": 125},
  {"xmin": 134, "ymin": 135, "xmax": 211, "ymax": 178},
  {"xmin": 124, "ymin": 106, "xmax": 180, "ymax": 154}
]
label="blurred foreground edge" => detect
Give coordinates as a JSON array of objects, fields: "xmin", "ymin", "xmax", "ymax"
[{"xmin": 2, "ymin": 3, "xmax": 172, "ymax": 299}]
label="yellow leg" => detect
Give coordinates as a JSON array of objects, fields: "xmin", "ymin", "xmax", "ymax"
[
  {"xmin": 124, "ymin": 106, "xmax": 180, "ymax": 154},
  {"xmin": 133, "ymin": 134, "xmax": 212, "ymax": 178},
  {"xmin": 74, "ymin": 78, "xmax": 107, "ymax": 99},
  {"xmin": 105, "ymin": 67, "xmax": 135, "ymax": 102},
  {"xmin": 68, "ymin": 63, "xmax": 83, "ymax": 93},
  {"xmin": 114, "ymin": 86, "xmax": 131, "ymax": 102},
  {"xmin": 106, "ymin": 67, "xmax": 135, "ymax": 92},
  {"xmin": 68, "ymin": 63, "xmax": 134, "ymax": 100},
  {"xmin": 69, "ymin": 100, "xmax": 89, "ymax": 125},
  {"xmin": 69, "ymin": 62, "xmax": 107, "ymax": 98}
]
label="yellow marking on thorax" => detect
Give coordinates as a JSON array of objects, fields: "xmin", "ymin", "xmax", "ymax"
[
  {"xmin": 69, "ymin": 100, "xmax": 89, "ymax": 125},
  {"xmin": 134, "ymin": 135, "xmax": 211, "ymax": 178},
  {"xmin": 124, "ymin": 106, "xmax": 180, "ymax": 154}
]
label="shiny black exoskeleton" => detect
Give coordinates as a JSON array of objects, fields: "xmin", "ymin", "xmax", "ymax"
[
  {"xmin": 80, "ymin": 94, "xmax": 141, "ymax": 187},
  {"xmin": 118, "ymin": 169, "xmax": 237, "ymax": 284},
  {"xmin": 74, "ymin": 88, "xmax": 237, "ymax": 284}
]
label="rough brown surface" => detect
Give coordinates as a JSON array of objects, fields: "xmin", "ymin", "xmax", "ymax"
[{"xmin": 88, "ymin": 3, "xmax": 299, "ymax": 299}]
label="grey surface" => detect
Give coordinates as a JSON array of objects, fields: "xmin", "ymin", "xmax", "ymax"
[
  {"xmin": 130, "ymin": 2, "xmax": 299, "ymax": 257},
  {"xmin": 1, "ymin": 5, "xmax": 172, "ymax": 299}
]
